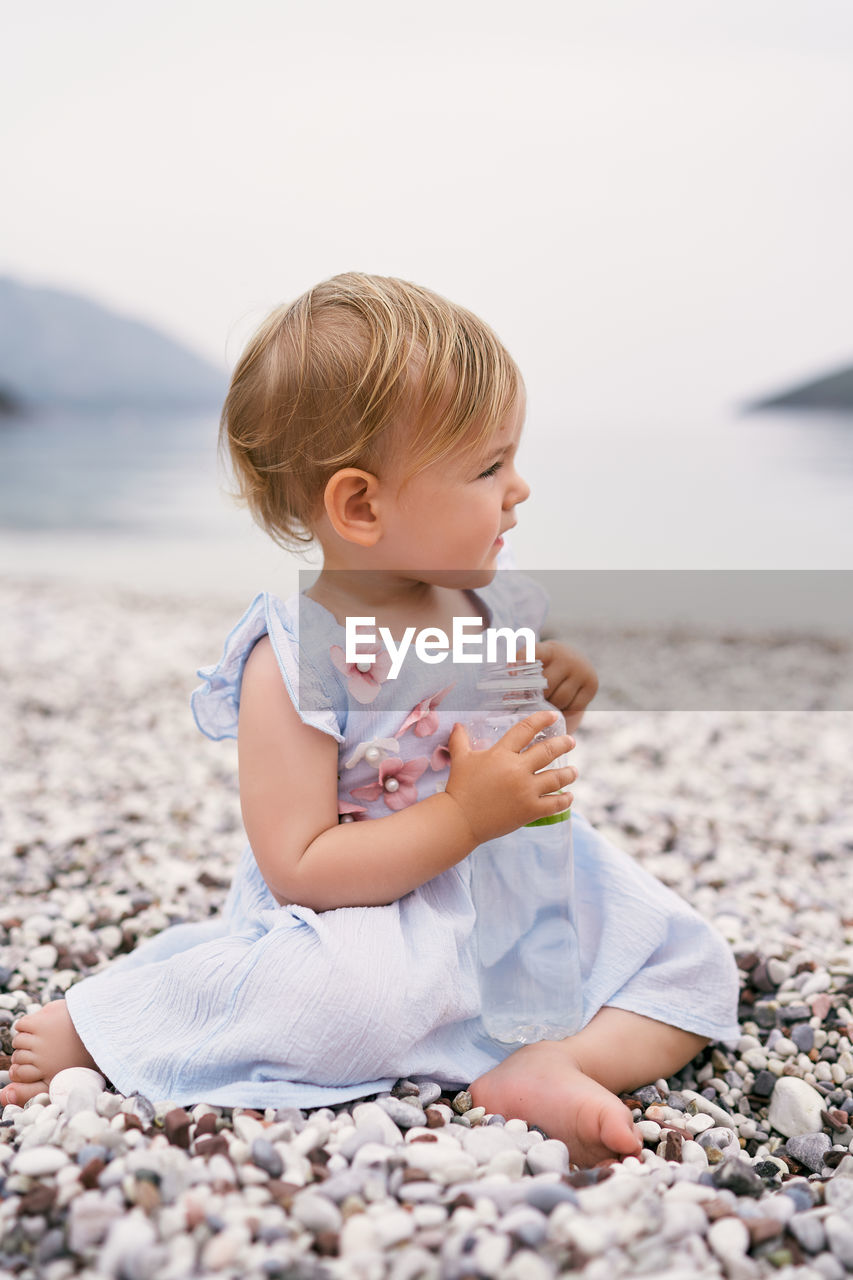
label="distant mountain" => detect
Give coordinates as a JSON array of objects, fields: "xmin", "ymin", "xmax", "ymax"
[
  {"xmin": 750, "ymin": 362, "xmax": 853, "ymax": 413},
  {"xmin": 0, "ymin": 277, "xmax": 225, "ymax": 412}
]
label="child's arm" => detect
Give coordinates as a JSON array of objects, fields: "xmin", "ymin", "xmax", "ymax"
[
  {"xmin": 238, "ymin": 637, "xmax": 575, "ymax": 912},
  {"xmin": 535, "ymin": 639, "xmax": 599, "ymax": 733}
]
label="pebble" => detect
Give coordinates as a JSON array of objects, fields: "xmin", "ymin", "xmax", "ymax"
[
  {"xmin": 377, "ymin": 1095, "xmax": 427, "ymax": 1129},
  {"xmin": 291, "ymin": 1191, "xmax": 343, "ymax": 1234},
  {"xmin": 416, "ymin": 1081, "xmax": 442, "ymax": 1108},
  {"xmin": 767, "ymin": 1075, "xmax": 826, "ymax": 1137},
  {"xmin": 501, "ymin": 1205, "xmax": 549, "ymax": 1247},
  {"xmin": 49, "ymin": 1067, "xmax": 107, "ymax": 1111},
  {"xmin": 457, "ymin": 1124, "xmax": 517, "ymax": 1164},
  {"xmin": 352, "ymin": 1101, "xmax": 403, "ymax": 1146},
  {"xmin": 712, "ymin": 1156, "xmax": 765, "ymax": 1197},
  {"xmin": 752, "ymin": 1069, "xmax": 777, "ymax": 1098},
  {"xmin": 523, "ymin": 1181, "xmax": 579, "ymax": 1213},
  {"xmin": 685, "ymin": 1112, "xmax": 715, "ymax": 1135},
  {"xmin": 67, "ymin": 1190, "xmax": 126, "ymax": 1252},
  {"xmin": 825, "ymin": 1177, "xmax": 853, "ymax": 1212},
  {"xmin": 788, "ymin": 1209, "xmax": 827, "ymax": 1254},
  {"xmin": 250, "ymin": 1137, "xmax": 283, "ymax": 1178},
  {"xmin": 791, "ymin": 1023, "xmax": 815, "ymax": 1053},
  {"xmin": 826, "ymin": 1214, "xmax": 853, "ymax": 1268},
  {"xmin": 12, "ymin": 1146, "xmax": 71, "ymax": 1176},
  {"xmin": 682, "ymin": 1091, "xmax": 737, "ymax": 1129},
  {"xmin": 373, "ymin": 1207, "xmax": 415, "ymax": 1248},
  {"xmin": 4, "ymin": 583, "xmax": 853, "ymax": 1280},
  {"xmin": 785, "ymin": 1131, "xmax": 831, "ymax": 1172},
  {"xmin": 661, "ymin": 1198, "xmax": 708, "ymax": 1241},
  {"xmin": 525, "ymin": 1138, "xmax": 570, "ymax": 1175},
  {"xmin": 696, "ymin": 1125, "xmax": 737, "ymax": 1152},
  {"xmin": 707, "ymin": 1214, "xmax": 750, "ymax": 1260}
]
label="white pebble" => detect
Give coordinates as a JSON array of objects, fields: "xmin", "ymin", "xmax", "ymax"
[
  {"xmin": 473, "ymin": 1232, "xmax": 511, "ymax": 1274},
  {"xmin": 291, "ymin": 1191, "xmax": 342, "ymax": 1234},
  {"xmin": 12, "ymin": 1146, "xmax": 70, "ymax": 1176},
  {"xmin": 680, "ymin": 1140, "xmax": 709, "ymax": 1168},
  {"xmin": 526, "ymin": 1139, "xmax": 570, "ymax": 1176},
  {"xmin": 232, "ymin": 1113, "xmax": 265, "ymax": 1144},
  {"xmin": 486, "ymin": 1148, "xmax": 526, "ymax": 1180},
  {"xmin": 767, "ymin": 958, "xmax": 791, "ymax": 985},
  {"xmin": 67, "ymin": 1189, "xmax": 125, "ymax": 1252},
  {"xmin": 661, "ymin": 1199, "xmax": 708, "ymax": 1241},
  {"xmin": 351, "ymin": 1101, "xmax": 403, "ymax": 1146},
  {"xmin": 801, "ymin": 970, "xmax": 832, "ymax": 997},
  {"xmin": 707, "ymin": 1215, "xmax": 750, "ymax": 1260},
  {"xmin": 826, "ymin": 1213, "xmax": 853, "ymax": 1268},
  {"xmin": 373, "ymin": 1207, "xmax": 415, "ymax": 1248},
  {"xmin": 201, "ymin": 1225, "xmax": 250, "ymax": 1270},
  {"xmin": 30, "ymin": 943, "xmax": 59, "ymax": 970},
  {"xmin": 554, "ymin": 1211, "xmax": 615, "ymax": 1255},
  {"xmin": 767, "ymin": 1076, "xmax": 826, "ymax": 1137},
  {"xmin": 49, "ymin": 1067, "xmax": 106, "ymax": 1108},
  {"xmin": 97, "ymin": 1208, "xmax": 157, "ymax": 1275},
  {"xmin": 458, "ymin": 1125, "xmax": 517, "ymax": 1163}
]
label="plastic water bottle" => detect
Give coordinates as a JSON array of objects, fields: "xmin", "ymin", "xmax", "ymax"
[{"xmin": 467, "ymin": 660, "xmax": 582, "ymax": 1044}]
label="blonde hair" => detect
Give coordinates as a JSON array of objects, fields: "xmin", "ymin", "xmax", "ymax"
[{"xmin": 221, "ymin": 272, "xmax": 521, "ymax": 550}]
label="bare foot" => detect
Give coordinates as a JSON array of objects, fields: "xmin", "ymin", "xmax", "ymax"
[
  {"xmin": 0, "ymin": 1001, "xmax": 98, "ymax": 1107},
  {"xmin": 470, "ymin": 1039, "xmax": 642, "ymax": 1168}
]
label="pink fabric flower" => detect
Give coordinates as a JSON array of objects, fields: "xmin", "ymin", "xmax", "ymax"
[
  {"xmin": 344, "ymin": 737, "xmax": 400, "ymax": 770},
  {"xmin": 330, "ymin": 644, "xmax": 393, "ymax": 704},
  {"xmin": 430, "ymin": 743, "xmax": 451, "ymax": 772},
  {"xmin": 350, "ymin": 755, "xmax": 429, "ymax": 811},
  {"xmin": 338, "ymin": 800, "xmax": 368, "ymax": 822},
  {"xmin": 396, "ymin": 684, "xmax": 455, "ymax": 739}
]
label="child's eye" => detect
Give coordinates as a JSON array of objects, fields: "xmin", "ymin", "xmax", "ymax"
[{"xmin": 478, "ymin": 460, "xmax": 502, "ymax": 479}]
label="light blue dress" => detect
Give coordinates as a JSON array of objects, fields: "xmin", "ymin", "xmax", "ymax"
[{"xmin": 65, "ymin": 568, "xmax": 740, "ymax": 1108}]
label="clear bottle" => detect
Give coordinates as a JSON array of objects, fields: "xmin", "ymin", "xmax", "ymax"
[{"xmin": 467, "ymin": 660, "xmax": 582, "ymax": 1044}]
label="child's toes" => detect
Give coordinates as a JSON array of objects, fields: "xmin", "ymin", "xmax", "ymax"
[
  {"xmin": 10, "ymin": 1030, "xmax": 37, "ymax": 1052},
  {"xmin": 9, "ymin": 1061, "xmax": 43, "ymax": 1083},
  {"xmin": 9, "ymin": 1048, "xmax": 37, "ymax": 1068},
  {"xmin": 11, "ymin": 1013, "xmax": 40, "ymax": 1038},
  {"xmin": 2, "ymin": 1080, "xmax": 47, "ymax": 1106}
]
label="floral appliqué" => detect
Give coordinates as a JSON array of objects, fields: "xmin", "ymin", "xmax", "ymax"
[
  {"xmin": 395, "ymin": 684, "xmax": 455, "ymax": 738},
  {"xmin": 338, "ymin": 800, "xmax": 368, "ymax": 823},
  {"xmin": 344, "ymin": 737, "xmax": 400, "ymax": 770},
  {"xmin": 330, "ymin": 645, "xmax": 392, "ymax": 705},
  {"xmin": 350, "ymin": 756, "xmax": 429, "ymax": 811}
]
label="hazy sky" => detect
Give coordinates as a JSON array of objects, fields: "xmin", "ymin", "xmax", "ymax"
[{"xmin": 4, "ymin": 0, "xmax": 853, "ymax": 416}]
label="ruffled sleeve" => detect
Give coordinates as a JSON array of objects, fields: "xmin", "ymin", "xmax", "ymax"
[{"xmin": 190, "ymin": 593, "xmax": 346, "ymax": 744}]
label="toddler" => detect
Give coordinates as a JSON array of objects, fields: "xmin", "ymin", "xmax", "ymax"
[{"xmin": 1, "ymin": 274, "xmax": 740, "ymax": 1166}]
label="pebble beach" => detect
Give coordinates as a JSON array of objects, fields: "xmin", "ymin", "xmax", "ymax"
[{"xmin": 2, "ymin": 575, "xmax": 853, "ymax": 1279}]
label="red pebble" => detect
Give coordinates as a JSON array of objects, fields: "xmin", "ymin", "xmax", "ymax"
[{"xmin": 164, "ymin": 1108, "xmax": 192, "ymax": 1148}]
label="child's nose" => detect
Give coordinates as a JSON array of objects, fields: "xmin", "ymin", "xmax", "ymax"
[{"xmin": 506, "ymin": 467, "xmax": 531, "ymax": 507}]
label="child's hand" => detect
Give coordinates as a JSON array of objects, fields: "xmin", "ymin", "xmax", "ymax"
[
  {"xmin": 445, "ymin": 709, "xmax": 576, "ymax": 846},
  {"xmin": 535, "ymin": 640, "xmax": 599, "ymax": 734}
]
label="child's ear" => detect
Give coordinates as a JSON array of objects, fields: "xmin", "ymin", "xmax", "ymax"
[{"xmin": 322, "ymin": 469, "xmax": 383, "ymax": 546}]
